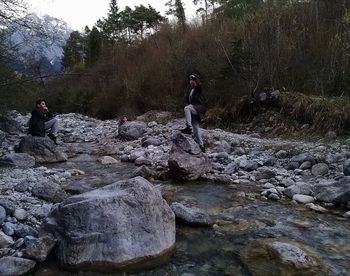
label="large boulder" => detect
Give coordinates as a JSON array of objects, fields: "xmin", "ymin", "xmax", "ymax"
[
  {"xmin": 0, "ymin": 153, "xmax": 35, "ymax": 168},
  {"xmin": 240, "ymin": 239, "xmax": 327, "ymax": 276},
  {"xmin": 168, "ymin": 133, "xmax": 211, "ymax": 181},
  {"xmin": 0, "ymin": 116, "xmax": 23, "ymax": 133},
  {"xmin": 0, "ymin": 256, "xmax": 36, "ymax": 276},
  {"xmin": 40, "ymin": 177, "xmax": 175, "ymax": 272},
  {"xmin": 314, "ymin": 177, "xmax": 350, "ymax": 204},
  {"xmin": 16, "ymin": 136, "xmax": 67, "ymax": 163},
  {"xmin": 170, "ymin": 202, "xmax": 212, "ymax": 226},
  {"xmin": 118, "ymin": 121, "xmax": 147, "ymax": 141},
  {"xmin": 32, "ymin": 180, "xmax": 67, "ymax": 203}
]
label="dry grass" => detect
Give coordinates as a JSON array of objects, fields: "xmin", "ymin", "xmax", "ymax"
[{"xmin": 206, "ymin": 92, "xmax": 350, "ymax": 136}]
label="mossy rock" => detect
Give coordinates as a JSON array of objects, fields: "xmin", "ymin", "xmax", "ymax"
[{"xmin": 240, "ymin": 239, "xmax": 328, "ymax": 276}]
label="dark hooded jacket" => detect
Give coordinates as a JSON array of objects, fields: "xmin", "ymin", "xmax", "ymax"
[
  {"xmin": 185, "ymin": 84, "xmax": 206, "ymax": 116},
  {"xmin": 28, "ymin": 108, "xmax": 54, "ymax": 136}
]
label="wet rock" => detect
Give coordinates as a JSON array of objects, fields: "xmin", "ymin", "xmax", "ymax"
[
  {"xmin": 311, "ymin": 163, "xmax": 329, "ymax": 176},
  {"xmin": 305, "ymin": 203, "xmax": 327, "ymax": 213},
  {"xmin": 0, "ymin": 153, "xmax": 35, "ymax": 168},
  {"xmin": 0, "ymin": 256, "xmax": 36, "ymax": 275},
  {"xmin": 23, "ymin": 235, "xmax": 56, "ymax": 262},
  {"xmin": 240, "ymin": 239, "xmax": 327, "ymax": 276},
  {"xmin": 131, "ymin": 165, "xmax": 154, "ymax": 179},
  {"xmin": 17, "ymin": 136, "xmax": 67, "ymax": 163},
  {"xmin": 170, "ymin": 202, "xmax": 212, "ymax": 227},
  {"xmin": 97, "ymin": 156, "xmax": 118, "ymax": 164},
  {"xmin": 314, "ymin": 177, "xmax": 350, "ymax": 204},
  {"xmin": 344, "ymin": 211, "xmax": 350, "ymax": 218},
  {"xmin": 292, "ymin": 194, "xmax": 314, "ymax": 204},
  {"xmin": 32, "ymin": 180, "xmax": 67, "ymax": 203},
  {"xmin": 168, "ymin": 133, "xmax": 211, "ymax": 181},
  {"xmin": 40, "ymin": 177, "xmax": 175, "ymax": 271},
  {"xmin": 118, "ymin": 121, "xmax": 147, "ymax": 141},
  {"xmin": 284, "ymin": 182, "xmax": 313, "ymax": 198}
]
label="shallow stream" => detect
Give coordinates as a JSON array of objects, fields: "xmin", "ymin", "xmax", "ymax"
[{"xmin": 37, "ymin": 154, "xmax": 350, "ymax": 276}]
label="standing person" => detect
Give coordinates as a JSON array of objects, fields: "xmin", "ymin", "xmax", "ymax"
[
  {"xmin": 181, "ymin": 74, "xmax": 206, "ymax": 152},
  {"xmin": 28, "ymin": 99, "xmax": 59, "ymax": 144}
]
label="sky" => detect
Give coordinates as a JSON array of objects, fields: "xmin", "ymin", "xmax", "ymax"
[{"xmin": 28, "ymin": 0, "xmax": 198, "ymax": 31}]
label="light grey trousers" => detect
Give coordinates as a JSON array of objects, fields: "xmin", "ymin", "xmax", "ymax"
[
  {"xmin": 45, "ymin": 118, "xmax": 58, "ymax": 135},
  {"xmin": 184, "ymin": 105, "xmax": 203, "ymax": 147}
]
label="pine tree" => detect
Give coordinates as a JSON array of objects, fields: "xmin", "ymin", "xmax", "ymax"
[
  {"xmin": 166, "ymin": 0, "xmax": 187, "ymax": 32},
  {"xmin": 85, "ymin": 26, "xmax": 102, "ymax": 66},
  {"xmin": 61, "ymin": 31, "xmax": 84, "ymax": 70}
]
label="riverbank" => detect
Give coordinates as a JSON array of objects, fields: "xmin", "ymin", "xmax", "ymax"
[{"xmin": 0, "ymin": 110, "xmax": 349, "ymax": 275}]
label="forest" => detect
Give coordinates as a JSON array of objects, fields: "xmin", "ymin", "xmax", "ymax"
[{"xmin": 1, "ymin": 0, "xmax": 350, "ymax": 133}]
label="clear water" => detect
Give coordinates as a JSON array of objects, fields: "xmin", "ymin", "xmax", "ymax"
[{"xmin": 36, "ymin": 157, "xmax": 350, "ymax": 276}]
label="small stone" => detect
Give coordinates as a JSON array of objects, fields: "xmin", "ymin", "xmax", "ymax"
[
  {"xmin": 343, "ymin": 211, "xmax": 350, "ymax": 218},
  {"xmin": 305, "ymin": 203, "xmax": 327, "ymax": 213},
  {"xmin": 293, "ymin": 194, "xmax": 314, "ymax": 204},
  {"xmin": 14, "ymin": 209, "xmax": 27, "ymax": 221},
  {"xmin": 268, "ymin": 193, "xmax": 280, "ymax": 201},
  {"xmin": 311, "ymin": 163, "xmax": 329, "ymax": 176},
  {"xmin": 97, "ymin": 156, "xmax": 118, "ymax": 164}
]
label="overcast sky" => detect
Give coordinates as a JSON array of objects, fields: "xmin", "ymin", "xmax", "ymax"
[{"xmin": 28, "ymin": 0, "xmax": 198, "ymax": 31}]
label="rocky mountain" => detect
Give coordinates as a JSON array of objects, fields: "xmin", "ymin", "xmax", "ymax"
[{"xmin": 5, "ymin": 13, "xmax": 71, "ymax": 75}]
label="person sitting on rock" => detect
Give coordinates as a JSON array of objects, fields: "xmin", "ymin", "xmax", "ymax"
[
  {"xmin": 118, "ymin": 115, "xmax": 128, "ymax": 127},
  {"xmin": 181, "ymin": 74, "xmax": 206, "ymax": 152},
  {"xmin": 28, "ymin": 99, "xmax": 58, "ymax": 144}
]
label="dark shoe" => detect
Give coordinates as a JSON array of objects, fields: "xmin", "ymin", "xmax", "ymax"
[
  {"xmin": 47, "ymin": 133, "xmax": 58, "ymax": 145},
  {"xmin": 180, "ymin": 126, "xmax": 192, "ymax": 135},
  {"xmin": 200, "ymin": 145, "xmax": 206, "ymax": 153}
]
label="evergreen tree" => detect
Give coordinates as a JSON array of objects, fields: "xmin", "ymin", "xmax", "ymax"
[
  {"xmin": 96, "ymin": 0, "xmax": 122, "ymax": 41},
  {"xmin": 166, "ymin": 0, "xmax": 187, "ymax": 32},
  {"xmin": 85, "ymin": 26, "xmax": 102, "ymax": 66},
  {"xmin": 61, "ymin": 31, "xmax": 84, "ymax": 70}
]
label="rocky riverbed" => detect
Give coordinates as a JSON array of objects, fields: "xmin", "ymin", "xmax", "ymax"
[{"xmin": 0, "ymin": 110, "xmax": 349, "ymax": 275}]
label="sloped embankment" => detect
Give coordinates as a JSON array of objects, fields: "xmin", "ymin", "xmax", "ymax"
[{"xmin": 206, "ymin": 92, "xmax": 350, "ymax": 137}]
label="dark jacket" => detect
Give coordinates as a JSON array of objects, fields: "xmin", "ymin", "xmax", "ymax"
[
  {"xmin": 28, "ymin": 108, "xmax": 54, "ymax": 137},
  {"xmin": 185, "ymin": 84, "xmax": 206, "ymax": 116}
]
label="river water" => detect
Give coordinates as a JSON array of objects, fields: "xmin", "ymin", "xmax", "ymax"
[{"xmin": 36, "ymin": 155, "xmax": 350, "ymax": 276}]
